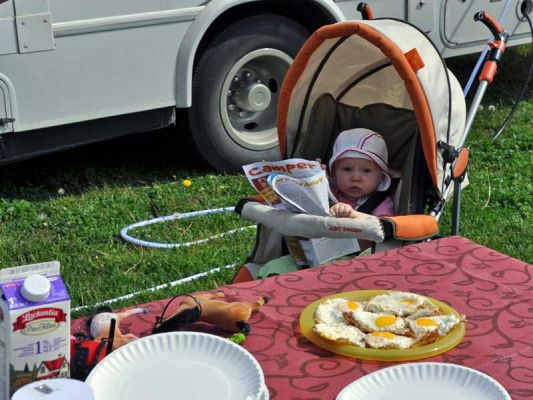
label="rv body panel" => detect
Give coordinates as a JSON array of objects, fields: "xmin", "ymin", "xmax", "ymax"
[{"xmin": 0, "ymin": 0, "xmax": 530, "ymax": 168}]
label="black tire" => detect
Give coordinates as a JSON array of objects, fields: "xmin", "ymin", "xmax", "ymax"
[{"xmin": 189, "ymin": 14, "xmax": 309, "ymax": 173}]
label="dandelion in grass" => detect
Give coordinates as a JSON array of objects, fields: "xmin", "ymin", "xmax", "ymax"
[{"xmin": 182, "ymin": 179, "xmax": 192, "ymax": 188}]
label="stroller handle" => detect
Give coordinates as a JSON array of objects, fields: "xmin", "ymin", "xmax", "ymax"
[
  {"xmin": 357, "ymin": 2, "xmax": 374, "ymax": 20},
  {"xmin": 459, "ymin": 11, "xmax": 510, "ymax": 146},
  {"xmin": 474, "ymin": 11, "xmax": 506, "ymax": 38},
  {"xmin": 475, "ymin": 11, "xmax": 509, "ymax": 85}
]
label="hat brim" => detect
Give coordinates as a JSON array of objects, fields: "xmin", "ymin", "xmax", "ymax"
[{"xmin": 377, "ymin": 171, "xmax": 391, "ymax": 192}]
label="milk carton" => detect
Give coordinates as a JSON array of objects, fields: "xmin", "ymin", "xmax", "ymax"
[{"xmin": 0, "ymin": 261, "xmax": 70, "ymax": 399}]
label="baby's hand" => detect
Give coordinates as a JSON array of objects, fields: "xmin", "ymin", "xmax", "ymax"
[{"xmin": 330, "ymin": 202, "xmax": 355, "ymax": 218}]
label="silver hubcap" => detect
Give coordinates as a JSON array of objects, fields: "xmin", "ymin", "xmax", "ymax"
[
  {"xmin": 220, "ymin": 49, "xmax": 293, "ymax": 150},
  {"xmin": 234, "ymin": 83, "xmax": 272, "ymax": 112}
]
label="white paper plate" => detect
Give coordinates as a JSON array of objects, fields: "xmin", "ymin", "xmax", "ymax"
[
  {"xmin": 336, "ymin": 362, "xmax": 511, "ymax": 400},
  {"xmin": 86, "ymin": 332, "xmax": 265, "ymax": 400}
]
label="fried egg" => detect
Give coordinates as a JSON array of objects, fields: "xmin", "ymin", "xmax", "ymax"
[
  {"xmin": 365, "ymin": 331, "xmax": 414, "ymax": 350},
  {"xmin": 313, "ymin": 298, "xmax": 366, "ymax": 346},
  {"xmin": 313, "ymin": 323, "xmax": 366, "ymax": 347},
  {"xmin": 365, "ymin": 292, "xmax": 440, "ymax": 317},
  {"xmin": 408, "ymin": 314, "xmax": 465, "ymax": 345},
  {"xmin": 343, "ymin": 310, "xmax": 409, "ymax": 335},
  {"xmin": 314, "ymin": 298, "xmax": 363, "ymax": 326}
]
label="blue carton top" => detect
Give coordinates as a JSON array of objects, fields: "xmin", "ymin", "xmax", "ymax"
[{"xmin": 1, "ymin": 275, "xmax": 70, "ymax": 311}]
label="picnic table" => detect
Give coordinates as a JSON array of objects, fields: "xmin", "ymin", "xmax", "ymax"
[{"xmin": 72, "ymin": 236, "xmax": 532, "ymax": 399}]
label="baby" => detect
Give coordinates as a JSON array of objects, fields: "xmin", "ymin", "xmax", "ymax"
[{"xmin": 328, "ymin": 128, "xmax": 394, "ymax": 218}]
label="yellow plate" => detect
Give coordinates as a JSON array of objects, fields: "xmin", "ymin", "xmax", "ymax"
[{"xmin": 299, "ymin": 290, "xmax": 465, "ymax": 361}]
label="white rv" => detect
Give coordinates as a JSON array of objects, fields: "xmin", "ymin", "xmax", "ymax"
[{"xmin": 0, "ymin": 0, "xmax": 531, "ymax": 172}]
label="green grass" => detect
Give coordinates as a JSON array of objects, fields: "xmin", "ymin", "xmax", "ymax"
[
  {"xmin": 0, "ymin": 45, "xmax": 531, "ymax": 317},
  {"xmin": 440, "ymin": 107, "xmax": 532, "ymax": 258},
  {"xmin": 443, "ymin": 44, "xmax": 532, "ymax": 258},
  {"xmin": 0, "ymin": 133, "xmax": 258, "ymax": 316}
]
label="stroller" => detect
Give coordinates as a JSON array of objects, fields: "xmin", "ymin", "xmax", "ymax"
[{"xmin": 232, "ymin": 4, "xmax": 509, "ymax": 283}]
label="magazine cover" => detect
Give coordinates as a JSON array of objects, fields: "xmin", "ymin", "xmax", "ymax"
[{"xmin": 242, "ymin": 158, "xmax": 324, "ymax": 207}]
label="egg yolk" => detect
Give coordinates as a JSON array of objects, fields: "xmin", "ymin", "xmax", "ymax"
[
  {"xmin": 347, "ymin": 301, "xmax": 359, "ymax": 310},
  {"xmin": 401, "ymin": 299, "xmax": 415, "ymax": 305},
  {"xmin": 416, "ymin": 318, "xmax": 438, "ymax": 327},
  {"xmin": 375, "ymin": 315, "xmax": 397, "ymax": 327},
  {"xmin": 370, "ymin": 331, "xmax": 396, "ymax": 339}
]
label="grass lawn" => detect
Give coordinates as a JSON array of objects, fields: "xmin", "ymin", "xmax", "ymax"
[{"xmin": 0, "ymin": 45, "xmax": 531, "ymax": 317}]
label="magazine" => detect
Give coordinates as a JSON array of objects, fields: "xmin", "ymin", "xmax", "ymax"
[
  {"xmin": 268, "ymin": 172, "xmax": 330, "ymax": 216},
  {"xmin": 243, "ymin": 159, "xmax": 360, "ymax": 266},
  {"xmin": 242, "ymin": 158, "xmax": 324, "ymax": 207}
]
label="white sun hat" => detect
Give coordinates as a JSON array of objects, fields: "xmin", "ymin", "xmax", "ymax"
[{"xmin": 329, "ymin": 128, "xmax": 391, "ymax": 191}]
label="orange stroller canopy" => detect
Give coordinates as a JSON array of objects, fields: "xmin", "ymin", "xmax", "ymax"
[{"xmin": 277, "ymin": 20, "xmax": 466, "ymax": 197}]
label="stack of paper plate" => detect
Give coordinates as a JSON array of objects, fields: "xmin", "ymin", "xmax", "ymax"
[{"xmin": 86, "ymin": 331, "xmax": 268, "ymax": 400}]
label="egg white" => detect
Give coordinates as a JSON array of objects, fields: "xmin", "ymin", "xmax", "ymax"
[
  {"xmin": 313, "ymin": 323, "xmax": 366, "ymax": 347},
  {"xmin": 314, "ymin": 298, "xmax": 363, "ymax": 326},
  {"xmin": 365, "ymin": 291, "xmax": 439, "ymax": 317},
  {"xmin": 365, "ymin": 331, "xmax": 414, "ymax": 349},
  {"xmin": 409, "ymin": 314, "xmax": 464, "ymax": 338}
]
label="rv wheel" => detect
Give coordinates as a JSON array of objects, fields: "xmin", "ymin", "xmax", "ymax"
[{"xmin": 189, "ymin": 14, "xmax": 308, "ymax": 173}]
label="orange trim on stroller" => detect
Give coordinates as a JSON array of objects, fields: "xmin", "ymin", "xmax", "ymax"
[
  {"xmin": 381, "ymin": 215, "xmax": 439, "ymax": 241},
  {"xmin": 452, "ymin": 147, "xmax": 469, "ymax": 179},
  {"xmin": 277, "ymin": 33, "xmax": 328, "ymax": 157},
  {"xmin": 277, "ymin": 21, "xmax": 439, "ymax": 190}
]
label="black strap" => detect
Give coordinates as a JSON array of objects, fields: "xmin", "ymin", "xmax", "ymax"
[
  {"xmin": 357, "ymin": 177, "xmax": 400, "ymax": 215},
  {"xmin": 380, "ymin": 218, "xmax": 394, "ymax": 241},
  {"xmin": 154, "ymin": 294, "xmax": 202, "ymax": 329},
  {"xmin": 106, "ymin": 318, "xmax": 116, "ymax": 355},
  {"xmin": 92, "ymin": 340, "xmax": 109, "ymax": 365}
]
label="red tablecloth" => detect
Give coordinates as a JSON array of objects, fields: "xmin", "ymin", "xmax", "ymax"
[{"xmin": 72, "ymin": 236, "xmax": 533, "ymax": 399}]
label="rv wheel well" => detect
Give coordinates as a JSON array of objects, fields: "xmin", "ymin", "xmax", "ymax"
[{"xmin": 193, "ymin": 1, "xmax": 338, "ymax": 70}]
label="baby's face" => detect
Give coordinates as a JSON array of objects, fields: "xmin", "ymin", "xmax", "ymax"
[{"xmin": 333, "ymin": 157, "xmax": 382, "ymax": 200}]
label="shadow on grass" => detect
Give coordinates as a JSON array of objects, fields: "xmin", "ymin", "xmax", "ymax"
[{"xmin": 0, "ymin": 112, "xmax": 215, "ymax": 201}]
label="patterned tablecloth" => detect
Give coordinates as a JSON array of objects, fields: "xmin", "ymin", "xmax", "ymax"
[{"xmin": 72, "ymin": 236, "xmax": 533, "ymax": 399}]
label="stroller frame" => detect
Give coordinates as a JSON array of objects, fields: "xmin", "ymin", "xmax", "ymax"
[{"xmin": 233, "ymin": 5, "xmax": 510, "ymax": 282}]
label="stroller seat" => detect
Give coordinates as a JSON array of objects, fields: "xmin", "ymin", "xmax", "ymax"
[{"xmin": 302, "ymin": 93, "xmax": 432, "ymax": 216}]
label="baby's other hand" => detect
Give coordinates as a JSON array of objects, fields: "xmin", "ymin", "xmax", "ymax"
[{"xmin": 330, "ymin": 202, "xmax": 354, "ymax": 218}]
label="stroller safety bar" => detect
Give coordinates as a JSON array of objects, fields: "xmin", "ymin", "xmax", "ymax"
[
  {"xmin": 239, "ymin": 201, "xmax": 385, "ymax": 243},
  {"xmin": 239, "ymin": 201, "xmax": 440, "ymax": 243}
]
